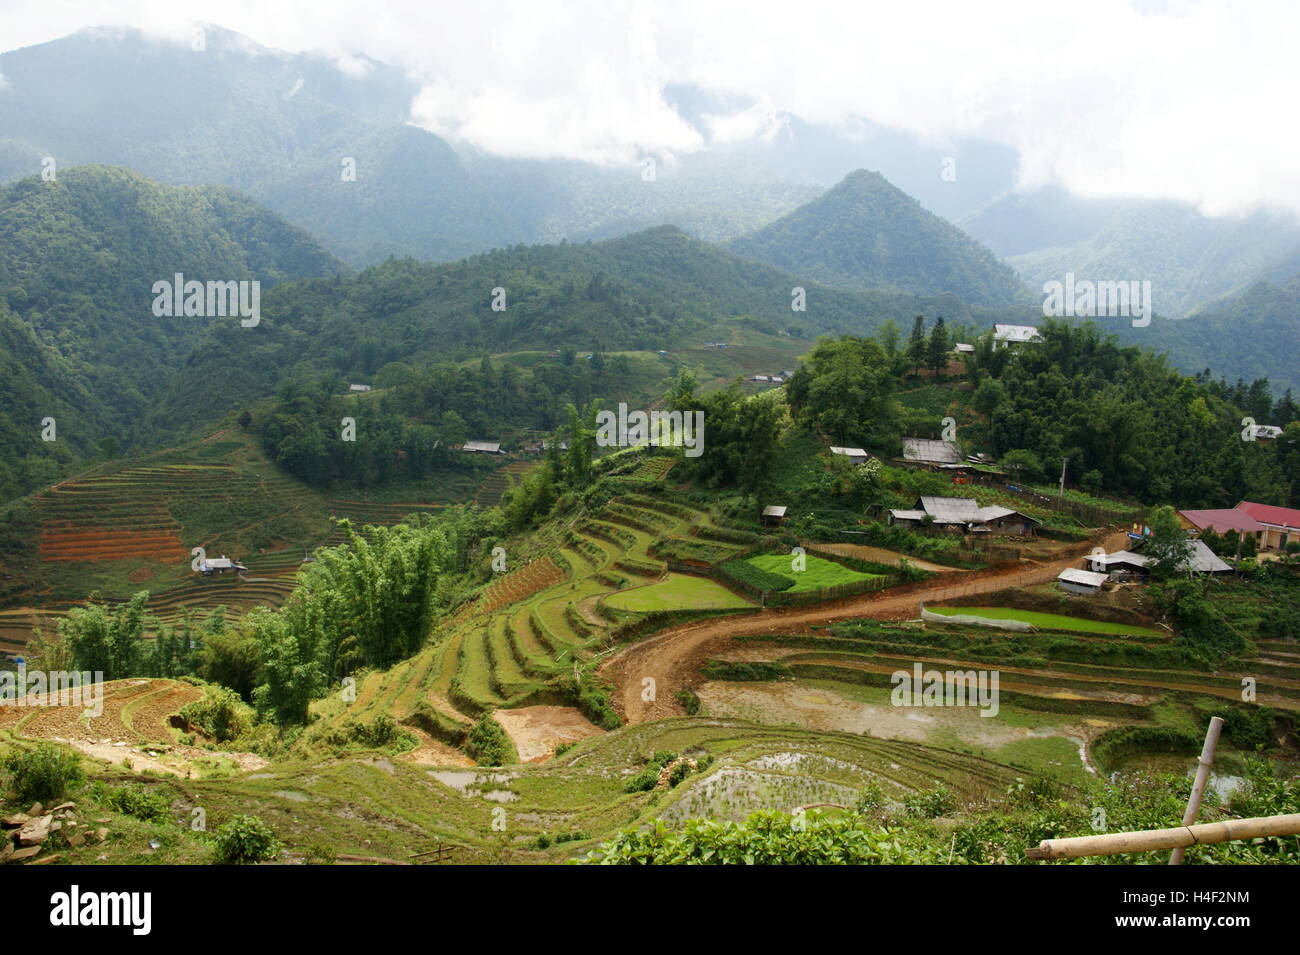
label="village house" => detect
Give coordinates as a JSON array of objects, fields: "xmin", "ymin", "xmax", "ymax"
[
  {"xmin": 902, "ymin": 437, "xmax": 961, "ymax": 467},
  {"xmin": 1178, "ymin": 507, "xmax": 1267, "ymax": 550},
  {"xmin": 761, "ymin": 505, "xmax": 788, "ymax": 527},
  {"xmin": 197, "ymin": 555, "xmax": 247, "ymax": 576},
  {"xmin": 888, "ymin": 496, "xmax": 1039, "ymax": 536},
  {"xmin": 1086, "ymin": 539, "xmax": 1233, "ymax": 578},
  {"xmin": 992, "ymin": 324, "xmax": 1043, "ymax": 349},
  {"xmin": 1179, "ymin": 501, "xmax": 1300, "ymax": 551},
  {"xmin": 1057, "ymin": 568, "xmax": 1109, "ymax": 595},
  {"xmin": 347, "ymin": 383, "xmax": 372, "ymax": 392},
  {"xmin": 462, "ymin": 440, "xmax": 504, "ymax": 455},
  {"xmin": 1234, "ymin": 501, "xmax": 1300, "ymax": 550},
  {"xmin": 829, "ymin": 446, "xmax": 869, "ymax": 465},
  {"xmin": 1085, "ymin": 549, "xmax": 1150, "ymax": 580}
]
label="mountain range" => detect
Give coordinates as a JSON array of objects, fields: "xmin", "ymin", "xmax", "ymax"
[{"xmin": 0, "ymin": 22, "xmax": 1297, "ymax": 500}]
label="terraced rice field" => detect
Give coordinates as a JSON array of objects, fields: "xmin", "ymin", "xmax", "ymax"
[
  {"xmin": 0, "ymin": 677, "xmax": 201, "ymax": 745},
  {"xmin": 625, "ymin": 456, "xmax": 677, "ymax": 482},
  {"xmin": 605, "ymin": 574, "xmax": 754, "ymax": 612},
  {"xmin": 475, "ymin": 460, "xmax": 536, "ymax": 507},
  {"xmin": 305, "ymin": 487, "xmax": 764, "ymax": 760},
  {"xmin": 744, "ymin": 553, "xmax": 884, "ymax": 592},
  {"xmin": 926, "ymin": 606, "xmax": 1163, "ymax": 637}
]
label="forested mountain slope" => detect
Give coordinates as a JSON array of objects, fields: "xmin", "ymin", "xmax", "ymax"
[
  {"xmin": 0, "ymin": 165, "xmax": 344, "ymax": 492},
  {"xmin": 729, "ymin": 170, "xmax": 1029, "ymax": 308}
]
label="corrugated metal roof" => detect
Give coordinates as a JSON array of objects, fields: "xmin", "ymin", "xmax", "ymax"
[
  {"xmin": 1059, "ymin": 568, "xmax": 1109, "ymax": 587},
  {"xmin": 903, "ymin": 438, "xmax": 961, "ymax": 464},
  {"xmin": 1184, "ymin": 539, "xmax": 1233, "ymax": 573},
  {"xmin": 463, "ymin": 440, "xmax": 501, "ymax": 453},
  {"xmin": 762, "ymin": 505, "xmax": 787, "ymax": 517},
  {"xmin": 1092, "ymin": 550, "xmax": 1150, "ymax": 568},
  {"xmin": 889, "ymin": 509, "xmax": 927, "ymax": 521},
  {"xmin": 918, "ymin": 496, "xmax": 983, "ymax": 523},
  {"xmin": 830, "ymin": 446, "xmax": 868, "ymax": 458}
]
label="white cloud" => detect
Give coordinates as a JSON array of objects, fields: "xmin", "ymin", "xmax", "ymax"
[{"xmin": 0, "ymin": 0, "xmax": 1296, "ymax": 215}]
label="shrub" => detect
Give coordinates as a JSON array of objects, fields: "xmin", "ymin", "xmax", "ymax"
[
  {"xmin": 466, "ymin": 716, "xmax": 514, "ymax": 766},
  {"xmin": 902, "ymin": 785, "xmax": 955, "ymax": 818},
  {"xmin": 102, "ymin": 784, "xmax": 170, "ymax": 822},
  {"xmin": 211, "ymin": 814, "xmax": 280, "ymax": 865},
  {"xmin": 303, "ymin": 843, "xmax": 336, "ymax": 865},
  {"xmin": 855, "ymin": 781, "xmax": 888, "ymax": 814},
  {"xmin": 349, "ymin": 714, "xmax": 399, "ymax": 748},
  {"xmin": 700, "ymin": 660, "xmax": 793, "ymax": 682},
  {"xmin": 668, "ymin": 761, "xmax": 692, "ymax": 787},
  {"xmin": 2, "ymin": 744, "xmax": 83, "ymax": 804},
  {"xmin": 180, "ymin": 685, "xmax": 251, "ymax": 743},
  {"xmin": 623, "ymin": 767, "xmax": 660, "ymax": 793},
  {"xmin": 675, "ymin": 687, "xmax": 700, "ymax": 715},
  {"xmin": 577, "ymin": 811, "xmax": 946, "ymax": 865}
]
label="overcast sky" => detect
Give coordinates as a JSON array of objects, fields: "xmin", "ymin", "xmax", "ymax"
[{"xmin": 1, "ymin": 0, "xmax": 1296, "ymax": 217}]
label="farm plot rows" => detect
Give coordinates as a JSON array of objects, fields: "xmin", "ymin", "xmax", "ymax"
[
  {"xmin": 0, "ymin": 678, "xmax": 201, "ymax": 745},
  {"xmin": 304, "ymin": 489, "xmax": 760, "ymax": 758},
  {"xmin": 474, "ymin": 460, "xmax": 537, "ymax": 507}
]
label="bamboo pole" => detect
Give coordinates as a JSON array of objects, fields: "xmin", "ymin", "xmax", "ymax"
[
  {"xmin": 1025, "ymin": 813, "xmax": 1300, "ymax": 860},
  {"xmin": 1171, "ymin": 716, "xmax": 1224, "ymax": 865}
]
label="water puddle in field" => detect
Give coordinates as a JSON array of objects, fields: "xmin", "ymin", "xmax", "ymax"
[
  {"xmin": 747, "ymin": 752, "xmax": 856, "ymax": 773},
  {"xmin": 428, "ymin": 770, "xmax": 476, "ymax": 791},
  {"xmin": 1195, "ymin": 771, "xmax": 1246, "ymax": 800},
  {"xmin": 658, "ymin": 765, "xmax": 863, "ymax": 823},
  {"xmin": 428, "ymin": 769, "xmax": 519, "ymax": 802}
]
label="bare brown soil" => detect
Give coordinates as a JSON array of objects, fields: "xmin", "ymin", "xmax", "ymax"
[
  {"xmin": 601, "ymin": 530, "xmax": 1131, "ymax": 724},
  {"xmin": 492, "ymin": 705, "xmax": 605, "ymax": 762}
]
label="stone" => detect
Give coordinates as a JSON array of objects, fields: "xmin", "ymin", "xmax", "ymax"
[
  {"xmin": 50, "ymin": 802, "xmax": 76, "ymax": 814},
  {"xmin": 16, "ymin": 815, "xmax": 52, "ymax": 846},
  {"xmin": 25, "ymin": 853, "xmax": 59, "ymax": 865},
  {"xmin": 0, "ymin": 813, "xmax": 30, "ymax": 828},
  {"xmin": 66, "ymin": 831, "xmax": 85, "ymax": 848},
  {"xmin": 27, "ymin": 803, "xmax": 42, "ymax": 816},
  {"xmin": 94, "ymin": 827, "xmax": 109, "ymax": 843},
  {"xmin": 10, "ymin": 845, "xmax": 41, "ymax": 861}
]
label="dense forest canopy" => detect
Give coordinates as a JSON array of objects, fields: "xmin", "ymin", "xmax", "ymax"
[{"xmin": 729, "ymin": 170, "xmax": 1030, "ymax": 308}]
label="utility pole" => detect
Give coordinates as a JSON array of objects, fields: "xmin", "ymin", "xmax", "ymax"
[{"xmin": 1058, "ymin": 456, "xmax": 1068, "ymax": 501}]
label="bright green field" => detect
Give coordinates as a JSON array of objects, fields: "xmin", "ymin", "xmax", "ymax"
[
  {"xmin": 745, "ymin": 553, "xmax": 883, "ymax": 593},
  {"xmin": 604, "ymin": 573, "xmax": 754, "ymax": 612},
  {"xmin": 928, "ymin": 606, "xmax": 1162, "ymax": 637}
]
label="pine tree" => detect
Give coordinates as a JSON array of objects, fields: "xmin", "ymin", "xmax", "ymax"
[
  {"xmin": 927, "ymin": 316, "xmax": 948, "ymax": 376},
  {"xmin": 906, "ymin": 315, "xmax": 927, "ymax": 375}
]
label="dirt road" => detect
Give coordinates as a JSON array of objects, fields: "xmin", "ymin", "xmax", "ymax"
[{"xmin": 600, "ymin": 530, "xmax": 1131, "ymax": 724}]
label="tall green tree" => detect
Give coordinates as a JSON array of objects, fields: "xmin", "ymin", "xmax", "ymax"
[
  {"xmin": 786, "ymin": 337, "xmax": 900, "ymax": 448},
  {"xmin": 1144, "ymin": 505, "xmax": 1194, "ymax": 580},
  {"xmin": 906, "ymin": 315, "xmax": 927, "ymax": 375},
  {"xmin": 926, "ymin": 316, "xmax": 948, "ymax": 376}
]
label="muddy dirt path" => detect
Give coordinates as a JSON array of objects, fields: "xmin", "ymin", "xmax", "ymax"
[{"xmin": 600, "ymin": 530, "xmax": 1131, "ymax": 724}]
